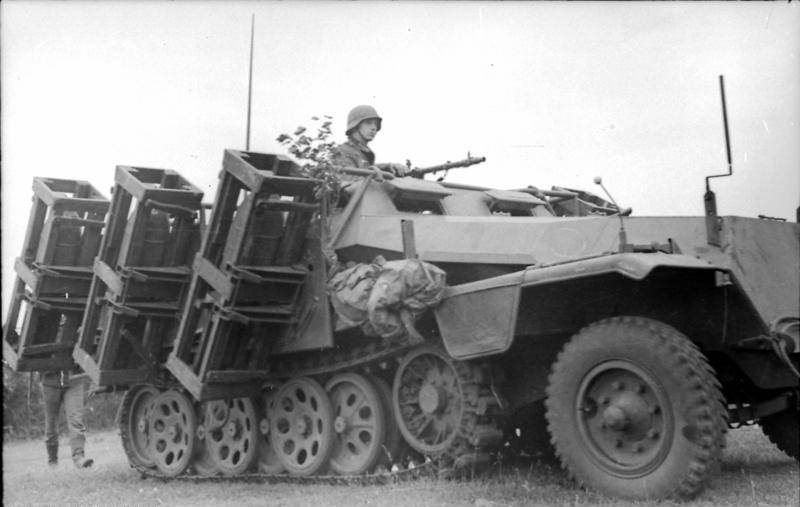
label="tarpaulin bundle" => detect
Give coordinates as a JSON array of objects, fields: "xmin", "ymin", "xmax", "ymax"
[{"xmin": 327, "ymin": 256, "xmax": 446, "ymax": 340}]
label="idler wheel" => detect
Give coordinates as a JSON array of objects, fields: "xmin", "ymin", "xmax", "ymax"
[{"xmin": 119, "ymin": 385, "xmax": 160, "ymax": 470}]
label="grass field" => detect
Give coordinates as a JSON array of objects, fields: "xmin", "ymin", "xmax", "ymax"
[{"xmin": 2, "ymin": 425, "xmax": 797, "ymax": 507}]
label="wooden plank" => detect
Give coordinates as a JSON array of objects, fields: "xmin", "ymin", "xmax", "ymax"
[
  {"xmin": 50, "ymin": 199, "xmax": 110, "ymax": 214},
  {"xmin": 14, "ymin": 259, "xmax": 40, "ymax": 290},
  {"xmin": 165, "ymin": 354, "xmax": 204, "ymax": 400},
  {"xmin": 223, "ymin": 150, "xmax": 267, "ymax": 191},
  {"xmin": 93, "ymin": 259, "xmax": 124, "ymax": 296},
  {"xmin": 77, "ymin": 208, "xmax": 108, "ymax": 266},
  {"xmin": 197, "ymin": 382, "xmax": 262, "ymax": 402},
  {"xmin": 35, "ymin": 214, "xmax": 58, "ymax": 266},
  {"xmin": 171, "ymin": 275, "xmax": 204, "ymax": 359},
  {"xmin": 20, "ymin": 342, "xmax": 74, "ymax": 356},
  {"xmin": 204, "ymin": 369, "xmax": 271, "ymax": 383},
  {"xmin": 97, "ymin": 186, "xmax": 132, "ymax": 266},
  {"xmin": 97, "ymin": 369, "xmax": 152, "ymax": 387},
  {"xmin": 117, "ymin": 203, "xmax": 148, "ymax": 268},
  {"xmin": 15, "ymin": 355, "xmax": 75, "ymax": 372},
  {"xmin": 194, "ymin": 256, "xmax": 233, "ymax": 300},
  {"xmin": 72, "ymin": 347, "xmax": 102, "ymax": 384},
  {"xmin": 222, "ymin": 192, "xmax": 257, "ymax": 266},
  {"xmin": 202, "ymin": 172, "xmax": 241, "ymax": 264},
  {"xmin": 2, "ymin": 281, "xmax": 27, "ymax": 348},
  {"xmin": 197, "ymin": 314, "xmax": 230, "ymax": 379},
  {"xmin": 2, "ymin": 339, "xmax": 20, "ymax": 370},
  {"xmin": 96, "ymin": 315, "xmax": 124, "ymax": 371},
  {"xmin": 20, "ymin": 198, "xmax": 48, "ymax": 263}
]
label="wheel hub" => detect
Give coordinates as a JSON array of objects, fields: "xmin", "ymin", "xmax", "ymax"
[
  {"xmin": 602, "ymin": 405, "xmax": 628, "ymax": 431},
  {"xmin": 333, "ymin": 415, "xmax": 347, "ymax": 433},
  {"xmin": 224, "ymin": 421, "xmax": 237, "ymax": 438},
  {"xmin": 419, "ymin": 384, "xmax": 446, "ymax": 414},
  {"xmin": 167, "ymin": 425, "xmax": 179, "ymax": 441},
  {"xmin": 576, "ymin": 360, "xmax": 673, "ymax": 474},
  {"xmin": 294, "ymin": 416, "xmax": 309, "ymax": 435}
]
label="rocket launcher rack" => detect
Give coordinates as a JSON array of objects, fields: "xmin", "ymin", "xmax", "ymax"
[
  {"xmin": 167, "ymin": 150, "xmax": 330, "ymax": 401},
  {"xmin": 2, "ymin": 178, "xmax": 109, "ymax": 371},
  {"xmin": 73, "ymin": 166, "xmax": 204, "ymax": 386}
]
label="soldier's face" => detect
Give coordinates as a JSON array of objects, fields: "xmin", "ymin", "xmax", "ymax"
[{"xmin": 357, "ymin": 119, "xmax": 380, "ymax": 141}]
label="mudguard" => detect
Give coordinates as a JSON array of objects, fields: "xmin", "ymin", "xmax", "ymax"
[{"xmin": 434, "ymin": 252, "xmax": 724, "ymax": 360}]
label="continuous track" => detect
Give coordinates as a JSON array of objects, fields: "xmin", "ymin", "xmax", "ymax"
[{"xmin": 120, "ymin": 339, "xmax": 506, "ymax": 485}]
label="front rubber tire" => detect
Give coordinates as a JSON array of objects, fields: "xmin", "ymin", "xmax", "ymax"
[
  {"xmin": 761, "ymin": 402, "xmax": 799, "ymax": 461},
  {"xmin": 545, "ymin": 316, "xmax": 727, "ymax": 500}
]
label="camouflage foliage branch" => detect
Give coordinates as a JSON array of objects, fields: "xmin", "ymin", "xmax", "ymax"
[{"xmin": 276, "ymin": 116, "xmax": 343, "ymax": 201}]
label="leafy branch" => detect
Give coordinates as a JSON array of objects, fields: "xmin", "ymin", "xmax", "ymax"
[{"xmin": 276, "ymin": 115, "xmax": 343, "ymax": 200}]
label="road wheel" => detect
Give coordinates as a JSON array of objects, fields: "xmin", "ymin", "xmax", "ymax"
[
  {"xmin": 545, "ymin": 316, "xmax": 727, "ymax": 500},
  {"xmin": 326, "ymin": 373, "xmax": 386, "ymax": 474},
  {"xmin": 270, "ymin": 377, "xmax": 334, "ymax": 476},
  {"xmin": 148, "ymin": 389, "xmax": 197, "ymax": 477},
  {"xmin": 256, "ymin": 390, "xmax": 285, "ymax": 474},
  {"xmin": 203, "ymin": 398, "xmax": 259, "ymax": 475},
  {"xmin": 761, "ymin": 402, "xmax": 799, "ymax": 461},
  {"xmin": 367, "ymin": 374, "xmax": 404, "ymax": 468}
]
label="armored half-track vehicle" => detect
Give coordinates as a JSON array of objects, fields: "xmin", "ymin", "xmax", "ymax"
[{"xmin": 4, "ymin": 147, "xmax": 798, "ymax": 500}]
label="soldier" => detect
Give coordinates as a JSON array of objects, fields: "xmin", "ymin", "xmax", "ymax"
[
  {"xmin": 332, "ymin": 105, "xmax": 408, "ymax": 179},
  {"xmin": 40, "ymin": 364, "xmax": 94, "ymax": 468}
]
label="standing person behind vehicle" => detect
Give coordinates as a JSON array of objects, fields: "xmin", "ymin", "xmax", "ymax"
[
  {"xmin": 40, "ymin": 364, "xmax": 94, "ymax": 468},
  {"xmin": 332, "ymin": 105, "xmax": 408, "ymax": 181}
]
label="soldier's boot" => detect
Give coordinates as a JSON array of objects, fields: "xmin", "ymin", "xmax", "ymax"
[
  {"xmin": 72, "ymin": 452, "xmax": 94, "ymax": 469},
  {"xmin": 47, "ymin": 443, "xmax": 59, "ymax": 467}
]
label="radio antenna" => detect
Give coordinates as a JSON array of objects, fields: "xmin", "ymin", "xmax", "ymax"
[
  {"xmin": 704, "ymin": 75, "xmax": 734, "ymax": 245},
  {"xmin": 245, "ymin": 14, "xmax": 255, "ymax": 151}
]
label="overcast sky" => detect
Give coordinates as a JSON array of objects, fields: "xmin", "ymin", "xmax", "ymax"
[{"xmin": 2, "ymin": 1, "xmax": 798, "ymax": 309}]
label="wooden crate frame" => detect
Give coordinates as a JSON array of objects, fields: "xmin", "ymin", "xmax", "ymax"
[
  {"xmin": 73, "ymin": 166, "xmax": 204, "ymax": 386},
  {"xmin": 3, "ymin": 178, "xmax": 108, "ymax": 371},
  {"xmin": 167, "ymin": 150, "xmax": 331, "ymax": 401}
]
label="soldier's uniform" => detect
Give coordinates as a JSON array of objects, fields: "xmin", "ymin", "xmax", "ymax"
[
  {"xmin": 40, "ymin": 367, "xmax": 93, "ymax": 468},
  {"xmin": 331, "ymin": 139, "xmax": 375, "ymax": 169}
]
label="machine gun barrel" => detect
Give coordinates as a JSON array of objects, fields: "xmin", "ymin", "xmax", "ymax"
[{"xmin": 410, "ymin": 156, "xmax": 486, "ymax": 178}]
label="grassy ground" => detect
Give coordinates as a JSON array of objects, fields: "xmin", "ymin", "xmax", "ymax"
[{"xmin": 2, "ymin": 425, "xmax": 796, "ymax": 507}]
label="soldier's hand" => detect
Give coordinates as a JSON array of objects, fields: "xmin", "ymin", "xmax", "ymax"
[
  {"xmin": 389, "ymin": 163, "xmax": 408, "ymax": 177},
  {"xmin": 369, "ymin": 166, "xmax": 386, "ymax": 182}
]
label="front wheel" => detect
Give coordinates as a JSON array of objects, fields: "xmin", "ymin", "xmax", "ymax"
[
  {"xmin": 545, "ymin": 317, "xmax": 727, "ymax": 500},
  {"xmin": 761, "ymin": 401, "xmax": 799, "ymax": 461}
]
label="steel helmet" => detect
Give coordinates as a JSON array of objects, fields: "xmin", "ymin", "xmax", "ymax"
[{"xmin": 346, "ymin": 105, "xmax": 382, "ymax": 135}]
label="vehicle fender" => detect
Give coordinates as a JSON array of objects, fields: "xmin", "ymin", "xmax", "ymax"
[{"xmin": 435, "ymin": 253, "xmax": 724, "ymax": 360}]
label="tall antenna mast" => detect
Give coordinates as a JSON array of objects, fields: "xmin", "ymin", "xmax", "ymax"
[
  {"xmin": 245, "ymin": 14, "xmax": 255, "ymax": 151},
  {"xmin": 704, "ymin": 75, "xmax": 734, "ymax": 245}
]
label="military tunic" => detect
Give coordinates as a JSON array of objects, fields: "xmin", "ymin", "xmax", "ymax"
[{"xmin": 332, "ymin": 140, "xmax": 375, "ymax": 168}]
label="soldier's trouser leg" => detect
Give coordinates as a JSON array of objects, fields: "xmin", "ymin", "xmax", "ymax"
[
  {"xmin": 63, "ymin": 379, "xmax": 87, "ymax": 462},
  {"xmin": 42, "ymin": 383, "xmax": 64, "ymax": 463}
]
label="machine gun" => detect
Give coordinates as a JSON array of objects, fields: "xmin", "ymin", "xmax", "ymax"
[{"xmin": 407, "ymin": 154, "xmax": 486, "ymax": 179}]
